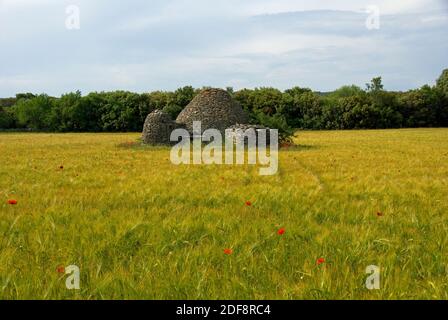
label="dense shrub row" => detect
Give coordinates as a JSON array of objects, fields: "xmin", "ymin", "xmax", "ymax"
[{"xmin": 1, "ymin": 70, "xmax": 447, "ymax": 137}]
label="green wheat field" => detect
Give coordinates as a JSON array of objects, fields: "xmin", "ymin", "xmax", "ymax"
[{"xmin": 0, "ymin": 128, "xmax": 447, "ymax": 300}]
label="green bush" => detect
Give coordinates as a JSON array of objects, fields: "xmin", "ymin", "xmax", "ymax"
[
  {"xmin": 0, "ymin": 107, "xmax": 15, "ymax": 129},
  {"xmin": 2, "ymin": 71, "xmax": 448, "ymax": 134},
  {"xmin": 14, "ymin": 94, "xmax": 55, "ymax": 130},
  {"xmin": 254, "ymin": 112, "xmax": 295, "ymax": 143}
]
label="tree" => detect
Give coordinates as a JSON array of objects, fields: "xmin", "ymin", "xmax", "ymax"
[
  {"xmin": 436, "ymin": 69, "xmax": 448, "ymax": 97},
  {"xmin": 343, "ymin": 102, "xmax": 381, "ymax": 129},
  {"xmin": 50, "ymin": 91, "xmax": 104, "ymax": 132},
  {"xmin": 234, "ymin": 88, "xmax": 285, "ymax": 124},
  {"xmin": 1, "ymin": 71, "xmax": 447, "ymax": 132},
  {"xmin": 98, "ymin": 91, "xmax": 151, "ymax": 132},
  {"xmin": 255, "ymin": 112, "xmax": 295, "ymax": 142},
  {"xmin": 282, "ymin": 87, "xmax": 313, "ymax": 127},
  {"xmin": 173, "ymin": 86, "xmax": 196, "ymax": 108},
  {"xmin": 293, "ymin": 91, "xmax": 324, "ymax": 129},
  {"xmin": 14, "ymin": 94, "xmax": 55, "ymax": 130},
  {"xmin": 163, "ymin": 104, "xmax": 183, "ymax": 119},
  {"xmin": 0, "ymin": 97, "xmax": 17, "ymax": 108},
  {"xmin": 148, "ymin": 91, "xmax": 173, "ymax": 111},
  {"xmin": 50, "ymin": 91, "xmax": 80, "ymax": 131},
  {"xmin": 435, "ymin": 69, "xmax": 448, "ymax": 126},
  {"xmin": 398, "ymin": 85, "xmax": 438, "ymax": 127},
  {"xmin": 250, "ymin": 88, "xmax": 284, "ymax": 116},
  {"xmin": 329, "ymin": 85, "xmax": 364, "ymax": 98},
  {"xmin": 162, "ymin": 86, "xmax": 196, "ymax": 119},
  {"xmin": 16, "ymin": 93, "xmax": 36, "ymax": 101},
  {"xmin": 366, "ymin": 77, "xmax": 384, "ymax": 92},
  {"xmin": 234, "ymin": 89, "xmax": 255, "ymax": 114},
  {"xmin": 226, "ymin": 87, "xmax": 234, "ymax": 95},
  {"xmin": 0, "ymin": 107, "xmax": 15, "ymax": 129}
]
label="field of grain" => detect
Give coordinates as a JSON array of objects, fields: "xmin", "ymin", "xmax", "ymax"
[{"xmin": 0, "ymin": 129, "xmax": 447, "ymax": 299}]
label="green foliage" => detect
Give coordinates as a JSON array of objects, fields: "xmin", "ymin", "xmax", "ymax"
[
  {"xmin": 435, "ymin": 69, "xmax": 448, "ymax": 126},
  {"xmin": 0, "ymin": 98, "xmax": 18, "ymax": 129},
  {"xmin": 97, "ymin": 91, "xmax": 153, "ymax": 132},
  {"xmin": 2, "ymin": 72, "xmax": 448, "ymax": 133},
  {"xmin": 436, "ymin": 69, "xmax": 448, "ymax": 97},
  {"xmin": 282, "ymin": 87, "xmax": 314, "ymax": 127},
  {"xmin": 343, "ymin": 101, "xmax": 382, "ymax": 129},
  {"xmin": 147, "ymin": 91, "xmax": 173, "ymax": 111},
  {"xmin": 398, "ymin": 85, "xmax": 439, "ymax": 127},
  {"xmin": 162, "ymin": 104, "xmax": 183, "ymax": 120},
  {"xmin": 289, "ymin": 91, "xmax": 323, "ymax": 129},
  {"xmin": 15, "ymin": 93, "xmax": 36, "ymax": 101},
  {"xmin": 234, "ymin": 88, "xmax": 283, "ymax": 117},
  {"xmin": 0, "ymin": 107, "xmax": 15, "ymax": 129},
  {"xmin": 255, "ymin": 112, "xmax": 295, "ymax": 142},
  {"xmin": 50, "ymin": 91, "xmax": 102, "ymax": 132},
  {"xmin": 0, "ymin": 97, "xmax": 17, "ymax": 108},
  {"xmin": 162, "ymin": 86, "xmax": 197, "ymax": 119},
  {"xmin": 329, "ymin": 85, "xmax": 364, "ymax": 99},
  {"xmin": 173, "ymin": 86, "xmax": 196, "ymax": 108},
  {"xmin": 14, "ymin": 94, "xmax": 55, "ymax": 130},
  {"xmin": 366, "ymin": 76, "xmax": 384, "ymax": 92},
  {"xmin": 234, "ymin": 89, "xmax": 254, "ymax": 114},
  {"xmin": 251, "ymin": 88, "xmax": 283, "ymax": 116}
]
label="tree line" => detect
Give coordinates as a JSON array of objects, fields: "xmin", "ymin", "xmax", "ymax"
[{"xmin": 1, "ymin": 69, "xmax": 447, "ymax": 137}]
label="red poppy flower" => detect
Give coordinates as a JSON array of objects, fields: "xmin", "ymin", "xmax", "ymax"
[
  {"xmin": 59, "ymin": 165, "xmax": 64, "ymax": 170},
  {"xmin": 316, "ymin": 258, "xmax": 325, "ymax": 266},
  {"xmin": 7, "ymin": 199, "xmax": 17, "ymax": 205},
  {"xmin": 280, "ymin": 142, "xmax": 293, "ymax": 149},
  {"xmin": 245, "ymin": 201, "xmax": 252, "ymax": 207},
  {"xmin": 277, "ymin": 228, "xmax": 286, "ymax": 235},
  {"xmin": 56, "ymin": 265, "xmax": 65, "ymax": 273},
  {"xmin": 223, "ymin": 248, "xmax": 233, "ymax": 255},
  {"xmin": 376, "ymin": 211, "xmax": 384, "ymax": 217}
]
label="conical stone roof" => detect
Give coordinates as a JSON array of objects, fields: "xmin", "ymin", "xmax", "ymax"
[{"xmin": 176, "ymin": 88, "xmax": 248, "ymax": 135}]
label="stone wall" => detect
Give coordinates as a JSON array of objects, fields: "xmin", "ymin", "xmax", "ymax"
[{"xmin": 226, "ymin": 124, "xmax": 272, "ymax": 146}]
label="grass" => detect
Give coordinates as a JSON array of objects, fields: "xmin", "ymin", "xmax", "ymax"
[{"xmin": 0, "ymin": 128, "xmax": 447, "ymax": 300}]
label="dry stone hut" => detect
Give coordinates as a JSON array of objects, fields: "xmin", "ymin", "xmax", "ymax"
[
  {"xmin": 176, "ymin": 88, "xmax": 248, "ymax": 135},
  {"xmin": 141, "ymin": 88, "xmax": 271, "ymax": 145},
  {"xmin": 142, "ymin": 110, "xmax": 181, "ymax": 145}
]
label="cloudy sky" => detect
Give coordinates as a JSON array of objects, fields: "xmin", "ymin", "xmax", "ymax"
[{"xmin": 0, "ymin": 0, "xmax": 447, "ymax": 96}]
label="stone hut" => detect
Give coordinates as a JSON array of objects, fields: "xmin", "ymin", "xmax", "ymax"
[
  {"xmin": 176, "ymin": 88, "xmax": 248, "ymax": 135},
  {"xmin": 142, "ymin": 110, "xmax": 180, "ymax": 145},
  {"xmin": 141, "ymin": 88, "xmax": 272, "ymax": 145}
]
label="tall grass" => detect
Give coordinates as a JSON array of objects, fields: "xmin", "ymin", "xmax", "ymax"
[{"xmin": 0, "ymin": 129, "xmax": 447, "ymax": 299}]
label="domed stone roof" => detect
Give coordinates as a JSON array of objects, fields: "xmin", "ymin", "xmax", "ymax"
[
  {"xmin": 176, "ymin": 88, "xmax": 248, "ymax": 134},
  {"xmin": 142, "ymin": 110, "xmax": 180, "ymax": 145}
]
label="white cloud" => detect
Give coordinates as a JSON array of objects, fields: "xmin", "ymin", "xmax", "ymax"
[
  {"xmin": 0, "ymin": 0, "xmax": 447, "ymax": 96},
  {"xmin": 234, "ymin": 0, "xmax": 444, "ymax": 15}
]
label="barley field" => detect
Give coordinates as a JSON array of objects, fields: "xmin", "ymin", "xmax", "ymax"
[{"xmin": 0, "ymin": 129, "xmax": 447, "ymax": 300}]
